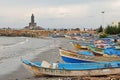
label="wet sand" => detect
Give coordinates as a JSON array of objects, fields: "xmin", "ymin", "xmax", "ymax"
[{"xmin": 0, "ymin": 38, "xmax": 120, "ymax": 80}]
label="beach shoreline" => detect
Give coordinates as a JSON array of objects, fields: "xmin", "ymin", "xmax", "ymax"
[
  {"xmin": 0, "ymin": 38, "xmax": 120, "ymax": 80},
  {"xmin": 0, "ymin": 38, "xmax": 72, "ymax": 80}
]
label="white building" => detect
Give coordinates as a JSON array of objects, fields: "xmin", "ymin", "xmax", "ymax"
[{"xmin": 111, "ymin": 22, "xmax": 120, "ymax": 27}]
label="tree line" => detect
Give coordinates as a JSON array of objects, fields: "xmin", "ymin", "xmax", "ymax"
[{"xmin": 97, "ymin": 23, "xmax": 120, "ymax": 34}]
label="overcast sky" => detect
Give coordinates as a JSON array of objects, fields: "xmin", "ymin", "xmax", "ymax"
[{"xmin": 0, "ymin": 0, "xmax": 120, "ymax": 29}]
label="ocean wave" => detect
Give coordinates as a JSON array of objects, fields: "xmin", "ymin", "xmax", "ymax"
[
  {"xmin": 0, "ymin": 38, "xmax": 65, "ymax": 76},
  {"xmin": 0, "ymin": 37, "xmax": 63, "ymax": 63},
  {"xmin": 0, "ymin": 38, "xmax": 28, "ymax": 49},
  {"xmin": 0, "ymin": 41, "xmax": 60, "ymax": 62}
]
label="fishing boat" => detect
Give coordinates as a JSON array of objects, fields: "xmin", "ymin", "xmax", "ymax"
[
  {"xmin": 22, "ymin": 59, "xmax": 120, "ymax": 77},
  {"xmin": 59, "ymin": 48, "xmax": 120, "ymax": 63},
  {"xmin": 88, "ymin": 45, "xmax": 105, "ymax": 56},
  {"xmin": 88, "ymin": 45, "xmax": 120, "ymax": 57},
  {"xmin": 71, "ymin": 41, "xmax": 88, "ymax": 50},
  {"xmin": 88, "ymin": 45, "xmax": 118, "ymax": 57},
  {"xmin": 115, "ymin": 46, "xmax": 120, "ymax": 50},
  {"xmin": 93, "ymin": 39, "xmax": 114, "ymax": 49},
  {"xmin": 104, "ymin": 47, "xmax": 120, "ymax": 56}
]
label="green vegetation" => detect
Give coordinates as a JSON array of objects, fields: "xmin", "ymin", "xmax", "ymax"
[
  {"xmin": 97, "ymin": 25, "xmax": 107, "ymax": 38},
  {"xmin": 118, "ymin": 24, "xmax": 120, "ymax": 33},
  {"xmin": 105, "ymin": 25, "xmax": 118, "ymax": 34},
  {"xmin": 97, "ymin": 23, "xmax": 120, "ymax": 36},
  {"xmin": 99, "ymin": 32, "xmax": 108, "ymax": 38},
  {"xmin": 97, "ymin": 25, "xmax": 103, "ymax": 33},
  {"xmin": 105, "ymin": 24, "xmax": 120, "ymax": 34}
]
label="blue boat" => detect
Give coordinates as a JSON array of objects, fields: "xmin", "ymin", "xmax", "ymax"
[
  {"xmin": 59, "ymin": 48, "xmax": 120, "ymax": 63},
  {"xmin": 88, "ymin": 44, "xmax": 120, "ymax": 57},
  {"xmin": 104, "ymin": 47, "xmax": 120, "ymax": 56},
  {"xmin": 22, "ymin": 59, "xmax": 120, "ymax": 77}
]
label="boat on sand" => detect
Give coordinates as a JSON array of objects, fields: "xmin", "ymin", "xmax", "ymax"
[
  {"xmin": 59, "ymin": 47, "xmax": 120, "ymax": 63},
  {"xmin": 22, "ymin": 59, "xmax": 120, "ymax": 77}
]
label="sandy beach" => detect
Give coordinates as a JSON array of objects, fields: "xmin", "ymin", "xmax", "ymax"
[{"xmin": 0, "ymin": 37, "xmax": 120, "ymax": 80}]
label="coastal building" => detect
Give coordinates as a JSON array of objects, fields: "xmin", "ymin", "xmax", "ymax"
[
  {"xmin": 111, "ymin": 22, "xmax": 120, "ymax": 27},
  {"xmin": 24, "ymin": 14, "xmax": 44, "ymax": 30}
]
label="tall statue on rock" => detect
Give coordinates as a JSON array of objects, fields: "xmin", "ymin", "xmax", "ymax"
[
  {"xmin": 29, "ymin": 14, "xmax": 37, "ymax": 28},
  {"xmin": 31, "ymin": 14, "xmax": 34, "ymax": 23},
  {"xmin": 24, "ymin": 13, "xmax": 44, "ymax": 30}
]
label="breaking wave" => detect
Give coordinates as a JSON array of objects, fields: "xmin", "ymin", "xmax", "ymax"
[{"xmin": 0, "ymin": 38, "xmax": 28, "ymax": 49}]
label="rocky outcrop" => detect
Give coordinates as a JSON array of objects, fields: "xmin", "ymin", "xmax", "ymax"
[{"xmin": 0, "ymin": 30, "xmax": 52, "ymax": 37}]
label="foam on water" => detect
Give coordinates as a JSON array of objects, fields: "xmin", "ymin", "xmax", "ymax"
[
  {"xmin": 0, "ymin": 37, "xmax": 28, "ymax": 49},
  {"xmin": 0, "ymin": 45, "xmax": 56, "ymax": 76}
]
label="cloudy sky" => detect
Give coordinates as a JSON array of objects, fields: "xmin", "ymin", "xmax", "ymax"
[{"xmin": 0, "ymin": 0, "xmax": 120, "ymax": 29}]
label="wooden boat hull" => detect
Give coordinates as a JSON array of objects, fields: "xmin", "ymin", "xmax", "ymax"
[
  {"xmin": 59, "ymin": 49, "xmax": 95, "ymax": 63},
  {"xmin": 59, "ymin": 48, "xmax": 120, "ymax": 63},
  {"xmin": 91, "ymin": 51, "xmax": 103, "ymax": 56},
  {"xmin": 23, "ymin": 63, "xmax": 45, "ymax": 77},
  {"xmin": 71, "ymin": 42, "xmax": 88, "ymax": 50},
  {"xmin": 22, "ymin": 60, "xmax": 120, "ymax": 77},
  {"xmin": 61, "ymin": 56, "xmax": 93, "ymax": 63},
  {"xmin": 59, "ymin": 48, "xmax": 95, "ymax": 63},
  {"xmin": 88, "ymin": 45, "xmax": 119, "ymax": 57},
  {"xmin": 72, "ymin": 43, "xmax": 81, "ymax": 49},
  {"xmin": 88, "ymin": 45, "xmax": 109, "ymax": 56}
]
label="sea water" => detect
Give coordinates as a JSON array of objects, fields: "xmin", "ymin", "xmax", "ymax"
[{"xmin": 0, "ymin": 37, "xmax": 60, "ymax": 76}]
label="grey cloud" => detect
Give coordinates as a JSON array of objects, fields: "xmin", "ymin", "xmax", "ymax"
[{"xmin": 0, "ymin": 0, "xmax": 119, "ymax": 29}]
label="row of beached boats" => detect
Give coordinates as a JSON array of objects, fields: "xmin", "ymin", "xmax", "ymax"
[
  {"xmin": 22, "ymin": 36, "xmax": 120, "ymax": 77},
  {"xmin": 71, "ymin": 39, "xmax": 120, "ymax": 57}
]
